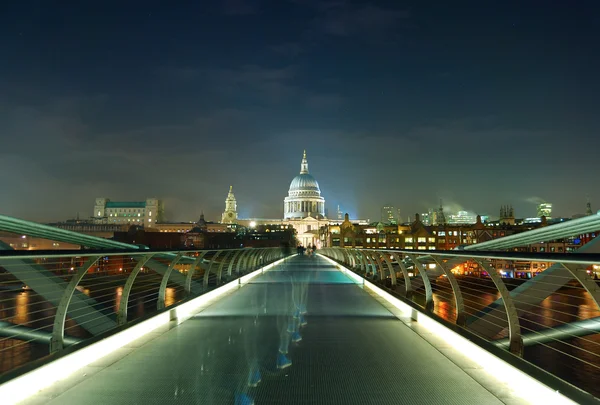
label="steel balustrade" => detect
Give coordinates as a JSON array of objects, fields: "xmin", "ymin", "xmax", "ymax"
[
  {"xmin": 0, "ymin": 247, "xmax": 290, "ymax": 374},
  {"xmin": 320, "ymin": 247, "xmax": 600, "ymax": 360}
]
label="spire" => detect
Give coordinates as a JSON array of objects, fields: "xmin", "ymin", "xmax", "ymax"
[
  {"xmin": 300, "ymin": 150, "xmax": 309, "ymax": 174},
  {"xmin": 586, "ymin": 196, "xmax": 593, "ymax": 216},
  {"xmin": 437, "ymin": 199, "xmax": 446, "ymax": 224}
]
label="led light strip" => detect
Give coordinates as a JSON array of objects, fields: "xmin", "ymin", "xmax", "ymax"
[
  {"xmin": 0, "ymin": 254, "xmax": 293, "ymax": 405},
  {"xmin": 317, "ymin": 253, "xmax": 579, "ymax": 405}
]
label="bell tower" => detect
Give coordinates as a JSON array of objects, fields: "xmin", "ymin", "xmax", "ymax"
[{"xmin": 221, "ymin": 186, "xmax": 238, "ymax": 224}]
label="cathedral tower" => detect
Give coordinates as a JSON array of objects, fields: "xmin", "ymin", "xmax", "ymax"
[{"xmin": 221, "ymin": 186, "xmax": 238, "ymax": 224}]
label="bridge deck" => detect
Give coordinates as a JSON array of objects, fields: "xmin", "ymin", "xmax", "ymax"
[{"xmin": 25, "ymin": 256, "xmax": 506, "ymax": 404}]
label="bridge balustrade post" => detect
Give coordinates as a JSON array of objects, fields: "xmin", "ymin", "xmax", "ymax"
[
  {"xmin": 345, "ymin": 249, "xmax": 356, "ymax": 269},
  {"xmin": 560, "ymin": 263, "xmax": 600, "ymax": 311},
  {"xmin": 341, "ymin": 249, "xmax": 351, "ymax": 267},
  {"xmin": 407, "ymin": 254, "xmax": 433, "ymax": 312},
  {"xmin": 333, "ymin": 248, "xmax": 343, "ymax": 263},
  {"xmin": 377, "ymin": 251, "xmax": 397, "ymax": 286},
  {"xmin": 50, "ymin": 255, "xmax": 101, "ymax": 353},
  {"xmin": 391, "ymin": 253, "xmax": 412, "ymax": 297},
  {"xmin": 245, "ymin": 249, "xmax": 258, "ymax": 271},
  {"xmin": 158, "ymin": 252, "xmax": 184, "ymax": 310},
  {"xmin": 250, "ymin": 249, "xmax": 262, "ymax": 269},
  {"xmin": 432, "ymin": 256, "xmax": 466, "ymax": 326},
  {"xmin": 474, "ymin": 258, "xmax": 524, "ymax": 356},
  {"xmin": 355, "ymin": 250, "xmax": 367, "ymax": 273},
  {"xmin": 118, "ymin": 254, "xmax": 154, "ymax": 325},
  {"xmin": 361, "ymin": 250, "xmax": 379, "ymax": 279},
  {"xmin": 203, "ymin": 251, "xmax": 223, "ymax": 288},
  {"xmin": 267, "ymin": 248, "xmax": 276, "ymax": 263},
  {"xmin": 237, "ymin": 250, "xmax": 251, "ymax": 274},
  {"xmin": 216, "ymin": 251, "xmax": 233, "ymax": 284},
  {"xmin": 348, "ymin": 249, "xmax": 359, "ymax": 269},
  {"xmin": 227, "ymin": 250, "xmax": 243, "ymax": 277},
  {"xmin": 185, "ymin": 252, "xmax": 208, "ymax": 295}
]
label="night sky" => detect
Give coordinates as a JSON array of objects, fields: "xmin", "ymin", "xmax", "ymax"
[{"xmin": 1, "ymin": 1, "xmax": 598, "ymax": 223}]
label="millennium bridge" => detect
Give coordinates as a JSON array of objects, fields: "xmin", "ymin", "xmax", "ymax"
[{"xmin": 0, "ymin": 213, "xmax": 600, "ymax": 404}]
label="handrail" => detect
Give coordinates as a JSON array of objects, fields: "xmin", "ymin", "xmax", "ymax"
[
  {"xmin": 319, "ymin": 246, "xmax": 600, "ymax": 398},
  {"xmin": 0, "ymin": 246, "xmax": 291, "ymax": 377}
]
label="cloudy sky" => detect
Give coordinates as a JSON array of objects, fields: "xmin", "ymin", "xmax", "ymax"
[{"xmin": 1, "ymin": 1, "xmax": 598, "ymax": 223}]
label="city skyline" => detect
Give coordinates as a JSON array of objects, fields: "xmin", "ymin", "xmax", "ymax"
[{"xmin": 1, "ymin": 1, "xmax": 598, "ymax": 222}]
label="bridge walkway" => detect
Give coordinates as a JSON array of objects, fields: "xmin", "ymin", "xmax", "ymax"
[{"xmin": 23, "ymin": 255, "xmax": 513, "ymax": 405}]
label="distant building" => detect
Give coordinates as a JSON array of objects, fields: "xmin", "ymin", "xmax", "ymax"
[
  {"xmin": 221, "ymin": 186, "xmax": 238, "ymax": 224},
  {"xmin": 243, "ymin": 224, "xmax": 296, "ymax": 248},
  {"xmin": 93, "ymin": 198, "xmax": 163, "ymax": 226},
  {"xmin": 421, "ymin": 212, "xmax": 432, "ymax": 226},
  {"xmin": 586, "ymin": 198, "xmax": 593, "ymax": 216},
  {"xmin": 381, "ymin": 205, "xmax": 399, "ymax": 225},
  {"xmin": 447, "ymin": 211, "xmax": 477, "ymax": 225},
  {"xmin": 499, "ymin": 205, "xmax": 515, "ymax": 225},
  {"xmin": 537, "ymin": 202, "xmax": 552, "ymax": 219},
  {"xmin": 435, "ymin": 200, "xmax": 446, "ymax": 225},
  {"xmin": 318, "ymin": 213, "xmax": 599, "ymax": 278}
]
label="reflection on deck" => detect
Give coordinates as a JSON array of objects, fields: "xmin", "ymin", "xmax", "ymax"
[{"xmin": 23, "ymin": 255, "xmax": 509, "ymax": 405}]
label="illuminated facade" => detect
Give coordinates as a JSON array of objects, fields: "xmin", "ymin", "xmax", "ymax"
[
  {"xmin": 221, "ymin": 186, "xmax": 238, "ymax": 224},
  {"xmin": 447, "ymin": 211, "xmax": 477, "ymax": 225},
  {"xmin": 93, "ymin": 198, "xmax": 163, "ymax": 226},
  {"xmin": 537, "ymin": 202, "xmax": 552, "ymax": 219},
  {"xmin": 283, "ymin": 151, "xmax": 326, "ymax": 219},
  {"xmin": 381, "ymin": 206, "xmax": 400, "ymax": 224}
]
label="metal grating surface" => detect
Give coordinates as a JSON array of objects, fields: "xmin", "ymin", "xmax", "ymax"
[{"xmin": 35, "ymin": 256, "xmax": 502, "ymax": 405}]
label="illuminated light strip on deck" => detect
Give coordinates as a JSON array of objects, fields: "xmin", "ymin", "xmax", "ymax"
[
  {"xmin": 0, "ymin": 254, "xmax": 293, "ymax": 405},
  {"xmin": 317, "ymin": 253, "xmax": 578, "ymax": 405}
]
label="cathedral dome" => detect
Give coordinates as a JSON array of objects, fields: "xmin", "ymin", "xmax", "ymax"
[
  {"xmin": 288, "ymin": 173, "xmax": 320, "ymax": 195},
  {"xmin": 283, "ymin": 151, "xmax": 326, "ymax": 219}
]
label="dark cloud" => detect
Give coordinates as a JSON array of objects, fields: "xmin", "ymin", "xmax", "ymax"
[
  {"xmin": 0, "ymin": 2, "xmax": 597, "ymax": 223},
  {"xmin": 222, "ymin": 0, "xmax": 260, "ymax": 15},
  {"xmin": 270, "ymin": 42, "xmax": 305, "ymax": 58}
]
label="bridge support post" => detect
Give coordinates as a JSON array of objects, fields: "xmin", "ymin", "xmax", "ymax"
[
  {"xmin": 407, "ymin": 254, "xmax": 433, "ymax": 312},
  {"xmin": 474, "ymin": 259, "xmax": 524, "ymax": 356},
  {"xmin": 185, "ymin": 252, "xmax": 208, "ymax": 295},
  {"xmin": 216, "ymin": 251, "xmax": 233, "ymax": 284},
  {"xmin": 203, "ymin": 251, "xmax": 223, "ymax": 288},
  {"xmin": 432, "ymin": 256, "xmax": 466, "ymax": 326},
  {"xmin": 391, "ymin": 253, "xmax": 412, "ymax": 297},
  {"xmin": 50, "ymin": 256, "xmax": 101, "ymax": 353},
  {"xmin": 377, "ymin": 252, "xmax": 397, "ymax": 286},
  {"xmin": 118, "ymin": 254, "xmax": 154, "ymax": 325},
  {"xmin": 236, "ymin": 250, "xmax": 251, "ymax": 274},
  {"xmin": 158, "ymin": 252, "xmax": 184, "ymax": 310}
]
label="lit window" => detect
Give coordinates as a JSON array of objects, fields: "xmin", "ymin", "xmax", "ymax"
[
  {"xmin": 428, "ymin": 237, "xmax": 435, "ymax": 242},
  {"xmin": 405, "ymin": 237, "xmax": 413, "ymax": 243},
  {"xmin": 148, "ymin": 219, "xmax": 152, "ymax": 222},
  {"xmin": 417, "ymin": 237, "xmax": 426, "ymax": 243},
  {"xmin": 149, "ymin": 211, "xmax": 152, "ymax": 216},
  {"xmin": 97, "ymin": 211, "xmax": 101, "ymax": 216}
]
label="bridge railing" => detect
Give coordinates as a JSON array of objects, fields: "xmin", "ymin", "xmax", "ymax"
[
  {"xmin": 320, "ymin": 247, "xmax": 600, "ymax": 398},
  {"xmin": 0, "ymin": 246, "xmax": 291, "ymax": 376}
]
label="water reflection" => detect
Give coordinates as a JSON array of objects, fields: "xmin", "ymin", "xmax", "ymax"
[
  {"xmin": 114, "ymin": 286, "xmax": 123, "ymax": 312},
  {"xmin": 14, "ymin": 292, "xmax": 28, "ymax": 324},
  {"xmin": 165, "ymin": 287, "xmax": 176, "ymax": 307}
]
